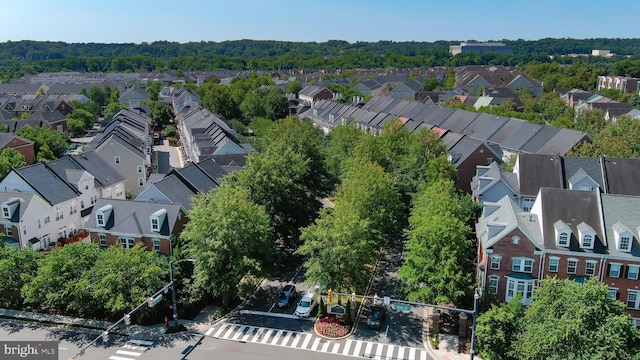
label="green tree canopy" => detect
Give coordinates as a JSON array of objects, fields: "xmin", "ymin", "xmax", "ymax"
[
  {"xmin": 17, "ymin": 126, "xmax": 69, "ymax": 159},
  {"xmin": 82, "ymin": 244, "xmax": 167, "ymax": 317},
  {"xmin": 398, "ymin": 179, "xmax": 475, "ymax": 305},
  {"xmin": 149, "ymin": 101, "xmax": 174, "ymax": 128},
  {"xmin": 0, "ymin": 148, "xmax": 27, "ymax": 178},
  {"xmin": 0, "ymin": 246, "xmax": 41, "ymax": 309},
  {"xmin": 67, "ymin": 108, "xmax": 95, "ymax": 130},
  {"xmin": 182, "ymin": 183, "xmax": 274, "ymax": 307},
  {"xmin": 22, "ymin": 242, "xmax": 100, "ymax": 316},
  {"xmin": 477, "ymin": 278, "xmax": 640, "ymax": 360}
]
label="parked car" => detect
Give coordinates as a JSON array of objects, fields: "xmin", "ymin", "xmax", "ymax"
[
  {"xmin": 277, "ymin": 284, "xmax": 297, "ymax": 308},
  {"xmin": 294, "ymin": 291, "xmax": 316, "ymax": 317},
  {"xmin": 366, "ymin": 305, "xmax": 386, "ymax": 329}
]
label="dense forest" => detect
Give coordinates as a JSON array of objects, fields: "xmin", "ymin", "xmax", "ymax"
[{"xmin": 1, "ymin": 38, "xmax": 639, "ymax": 81}]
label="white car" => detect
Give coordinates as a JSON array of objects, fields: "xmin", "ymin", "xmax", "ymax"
[{"xmin": 294, "ymin": 292, "xmax": 316, "ymax": 317}]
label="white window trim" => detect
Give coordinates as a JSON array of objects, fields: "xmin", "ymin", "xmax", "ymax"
[
  {"xmin": 558, "ymin": 232, "xmax": 569, "ymax": 247},
  {"xmin": 488, "ymin": 275, "xmax": 499, "ymax": 295},
  {"xmin": 627, "ymin": 290, "xmax": 640, "ymax": 310},
  {"xmin": 585, "ymin": 260, "xmax": 597, "ymax": 276},
  {"xmin": 628, "ymin": 265, "xmax": 640, "ymax": 280},
  {"xmin": 548, "ymin": 256, "xmax": 560, "ymax": 272},
  {"xmin": 490, "ymin": 255, "xmax": 502, "ymax": 270},
  {"xmin": 512, "ymin": 257, "xmax": 534, "ymax": 273},
  {"xmin": 609, "ymin": 263, "xmax": 623, "ymax": 278},
  {"xmin": 608, "ymin": 287, "xmax": 618, "ymax": 300},
  {"xmin": 506, "ymin": 277, "xmax": 535, "ymax": 305},
  {"xmin": 566, "ymin": 258, "xmax": 578, "ymax": 274}
]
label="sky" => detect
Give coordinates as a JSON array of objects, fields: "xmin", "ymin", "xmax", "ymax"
[{"xmin": 2, "ymin": 0, "xmax": 640, "ymax": 44}]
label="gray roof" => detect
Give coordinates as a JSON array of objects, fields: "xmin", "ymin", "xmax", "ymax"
[
  {"xmin": 519, "ymin": 126, "xmax": 561, "ymax": 154},
  {"xmin": 141, "ymin": 174, "xmax": 198, "ymax": 210},
  {"xmin": 603, "ymin": 157, "xmax": 640, "ymax": 196},
  {"xmin": 601, "ymin": 194, "xmax": 640, "ymax": 259},
  {"xmin": 517, "ymin": 154, "xmax": 564, "ymax": 196},
  {"xmin": 423, "ymin": 107, "xmax": 455, "ymax": 127},
  {"xmin": 0, "ymin": 133, "xmax": 33, "ymax": 148},
  {"xmin": 172, "ymin": 163, "xmax": 219, "ymax": 194},
  {"xmin": 12, "ymin": 163, "xmax": 80, "ymax": 205},
  {"xmin": 462, "ymin": 113, "xmax": 510, "ymax": 140},
  {"xmin": 537, "ymin": 188, "xmax": 605, "ymax": 254},
  {"xmin": 491, "ymin": 119, "xmax": 543, "ymax": 151},
  {"xmin": 439, "ymin": 110, "xmax": 480, "ymax": 133},
  {"xmin": 69, "ymin": 151, "xmax": 126, "ymax": 187},
  {"xmin": 86, "ymin": 198, "xmax": 183, "ymax": 236},
  {"xmin": 0, "ymin": 192, "xmax": 35, "ymax": 222},
  {"xmin": 534, "ymin": 128, "xmax": 589, "ymax": 155},
  {"xmin": 563, "ymin": 157, "xmax": 604, "ymax": 190}
]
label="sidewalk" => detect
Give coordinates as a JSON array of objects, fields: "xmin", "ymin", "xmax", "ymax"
[
  {"xmin": 422, "ymin": 307, "xmax": 481, "ymax": 360},
  {"xmin": 0, "ymin": 306, "xmax": 222, "ymax": 341}
]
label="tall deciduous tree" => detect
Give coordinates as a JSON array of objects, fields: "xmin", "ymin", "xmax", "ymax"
[
  {"xmin": 22, "ymin": 242, "xmax": 100, "ymax": 316},
  {"xmin": 0, "ymin": 246, "xmax": 40, "ymax": 309},
  {"xmin": 335, "ymin": 160, "xmax": 403, "ymax": 243},
  {"xmin": 182, "ymin": 184, "xmax": 274, "ymax": 307},
  {"xmin": 398, "ymin": 179, "xmax": 475, "ymax": 305},
  {"xmin": 67, "ymin": 108, "xmax": 95, "ymax": 130},
  {"xmin": 149, "ymin": 101, "xmax": 174, "ymax": 128},
  {"xmin": 17, "ymin": 126, "xmax": 69, "ymax": 159},
  {"xmin": 0, "ymin": 148, "xmax": 26, "ymax": 177},
  {"xmin": 82, "ymin": 244, "xmax": 167, "ymax": 317},
  {"xmin": 477, "ymin": 278, "xmax": 640, "ymax": 360},
  {"xmin": 570, "ymin": 116, "xmax": 640, "ymax": 158},
  {"xmin": 298, "ymin": 206, "xmax": 378, "ymax": 292}
]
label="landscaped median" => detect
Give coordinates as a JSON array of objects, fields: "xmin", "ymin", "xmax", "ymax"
[{"xmin": 312, "ymin": 294, "xmax": 359, "ymax": 340}]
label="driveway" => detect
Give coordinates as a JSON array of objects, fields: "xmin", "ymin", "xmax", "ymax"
[{"xmin": 154, "ymin": 142, "xmax": 184, "ymax": 171}]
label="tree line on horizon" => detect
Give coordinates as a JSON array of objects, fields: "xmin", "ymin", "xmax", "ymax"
[{"xmin": 1, "ymin": 38, "xmax": 640, "ymax": 82}]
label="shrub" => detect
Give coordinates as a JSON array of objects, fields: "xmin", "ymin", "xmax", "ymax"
[
  {"xmin": 167, "ymin": 137, "xmax": 178, "ymax": 146},
  {"xmin": 316, "ymin": 317, "xmax": 350, "ymax": 338}
]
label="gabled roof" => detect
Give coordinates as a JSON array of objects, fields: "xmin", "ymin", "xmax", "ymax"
[
  {"xmin": 491, "ymin": 119, "xmax": 543, "ymax": 151},
  {"xmin": 299, "ymin": 85, "xmax": 331, "ymax": 98},
  {"xmin": 10, "ymin": 162, "xmax": 80, "ymax": 205},
  {"xmin": 119, "ymin": 86, "xmax": 149, "ymax": 101},
  {"xmin": 86, "ymin": 198, "xmax": 183, "ymax": 236},
  {"xmin": 462, "ymin": 113, "xmax": 509, "ymax": 140},
  {"xmin": 477, "ymin": 196, "xmax": 542, "ymax": 250},
  {"xmin": 170, "ymin": 162, "xmax": 219, "ymax": 194},
  {"xmin": 137, "ymin": 174, "xmax": 198, "ymax": 210},
  {"xmin": 0, "ymin": 133, "xmax": 33, "ymax": 148},
  {"xmin": 563, "ymin": 156, "xmax": 604, "ymax": 190},
  {"xmin": 519, "ymin": 126, "xmax": 561, "ymax": 154},
  {"xmin": 0, "ymin": 192, "xmax": 36, "ymax": 222},
  {"xmin": 439, "ymin": 110, "xmax": 480, "ymax": 133}
]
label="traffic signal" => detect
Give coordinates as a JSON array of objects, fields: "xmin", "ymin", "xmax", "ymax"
[
  {"xmin": 327, "ymin": 289, "xmax": 332, "ymax": 302},
  {"xmin": 124, "ymin": 314, "xmax": 131, "ymax": 325}
]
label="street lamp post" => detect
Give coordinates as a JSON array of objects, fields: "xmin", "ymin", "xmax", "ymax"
[
  {"xmin": 470, "ymin": 288, "xmax": 480, "ymax": 360},
  {"xmin": 169, "ymin": 258, "xmax": 195, "ymax": 326}
]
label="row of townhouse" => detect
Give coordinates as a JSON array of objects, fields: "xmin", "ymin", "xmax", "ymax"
[
  {"xmin": 300, "ymin": 96, "xmax": 590, "ymax": 193},
  {"xmin": 87, "ymin": 108, "xmax": 152, "ymax": 195},
  {"xmin": 476, "ymin": 187, "xmax": 640, "ymax": 323},
  {"xmin": 169, "ymin": 88, "xmax": 250, "ymax": 166},
  {"xmin": 558, "ymin": 88, "xmax": 638, "ymax": 122},
  {"xmin": 0, "ymin": 151, "xmax": 125, "ymax": 250},
  {"xmin": 472, "ymin": 153, "xmax": 640, "ymax": 321}
]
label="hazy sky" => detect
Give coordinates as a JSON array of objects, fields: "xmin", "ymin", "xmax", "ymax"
[{"xmin": 2, "ymin": 0, "xmax": 639, "ymax": 44}]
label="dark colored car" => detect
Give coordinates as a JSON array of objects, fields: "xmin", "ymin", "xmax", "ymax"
[
  {"xmin": 277, "ymin": 284, "xmax": 297, "ymax": 308},
  {"xmin": 367, "ymin": 305, "xmax": 386, "ymax": 329}
]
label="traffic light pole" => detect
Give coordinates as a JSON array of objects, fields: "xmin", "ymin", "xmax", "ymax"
[{"xmin": 69, "ymin": 283, "xmax": 171, "ymax": 360}]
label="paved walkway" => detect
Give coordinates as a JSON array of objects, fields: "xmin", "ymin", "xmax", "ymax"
[
  {"xmin": 0, "ymin": 306, "xmax": 476, "ymax": 360},
  {"xmin": 422, "ymin": 307, "xmax": 481, "ymax": 360}
]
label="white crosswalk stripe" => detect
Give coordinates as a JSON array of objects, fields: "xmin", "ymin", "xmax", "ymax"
[
  {"xmin": 204, "ymin": 323, "xmax": 429, "ymax": 359},
  {"xmin": 109, "ymin": 342, "xmax": 147, "ymax": 360}
]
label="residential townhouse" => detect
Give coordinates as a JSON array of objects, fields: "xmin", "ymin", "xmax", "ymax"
[
  {"xmin": 0, "ymin": 163, "xmax": 83, "ymax": 249},
  {"xmin": 476, "ymin": 187, "xmax": 640, "ymax": 323},
  {"xmin": 298, "ymin": 85, "xmax": 333, "ymax": 104},
  {"xmin": 299, "ymin": 97, "xmax": 589, "ymax": 193},
  {"xmin": 597, "ymin": 75, "xmax": 640, "ymax": 94},
  {"xmin": 89, "ymin": 108, "xmax": 152, "ymax": 195},
  {"xmin": 85, "ymin": 198, "xmax": 187, "ymax": 256},
  {"xmin": 472, "ymin": 154, "xmax": 640, "ymax": 210},
  {"xmin": 119, "ymin": 85, "xmax": 149, "ymax": 110},
  {"xmin": 454, "ymin": 65, "xmax": 543, "ymax": 96},
  {"xmin": 0, "ymin": 133, "xmax": 36, "ymax": 164}
]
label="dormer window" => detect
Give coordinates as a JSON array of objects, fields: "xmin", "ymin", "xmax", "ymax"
[
  {"xmin": 613, "ymin": 222, "xmax": 633, "ymax": 253},
  {"xmin": 150, "ymin": 208, "xmax": 167, "ymax": 233},
  {"xmin": 554, "ymin": 220, "xmax": 571, "ymax": 247},
  {"xmin": 95, "ymin": 204, "xmax": 113, "ymax": 228},
  {"xmin": 577, "ymin": 222, "xmax": 596, "ymax": 250},
  {"xmin": 1, "ymin": 198, "xmax": 19, "ymax": 219}
]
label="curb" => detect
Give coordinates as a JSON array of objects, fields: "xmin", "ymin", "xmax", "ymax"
[{"xmin": 312, "ymin": 317, "xmax": 352, "ymax": 341}]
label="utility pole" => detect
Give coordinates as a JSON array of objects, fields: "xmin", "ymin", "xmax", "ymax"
[{"xmin": 170, "ymin": 258, "xmax": 195, "ymax": 326}]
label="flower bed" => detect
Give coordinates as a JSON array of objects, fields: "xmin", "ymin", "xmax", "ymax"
[{"xmin": 315, "ymin": 317, "xmax": 351, "ymax": 338}]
